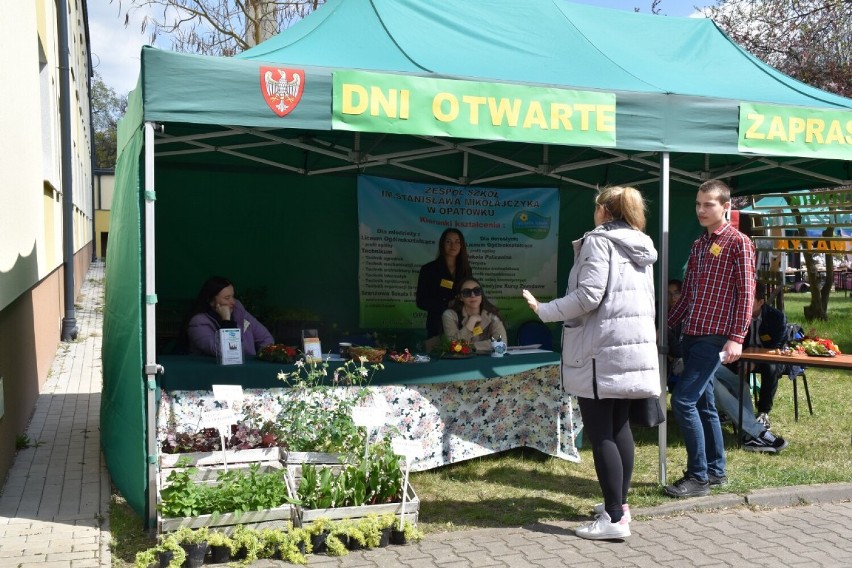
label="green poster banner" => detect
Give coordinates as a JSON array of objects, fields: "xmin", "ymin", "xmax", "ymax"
[
  {"xmin": 739, "ymin": 102, "xmax": 852, "ymax": 160},
  {"xmin": 356, "ymin": 176, "xmax": 560, "ymax": 331},
  {"xmin": 333, "ymin": 71, "xmax": 616, "ymax": 147}
]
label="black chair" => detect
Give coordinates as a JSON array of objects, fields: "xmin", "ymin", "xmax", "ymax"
[
  {"xmin": 516, "ymin": 320, "xmax": 554, "ymax": 351},
  {"xmin": 784, "ymin": 363, "xmax": 813, "ymax": 421},
  {"xmin": 784, "ymin": 323, "xmax": 813, "ymax": 420},
  {"xmin": 746, "ymin": 322, "xmax": 812, "ymax": 421}
]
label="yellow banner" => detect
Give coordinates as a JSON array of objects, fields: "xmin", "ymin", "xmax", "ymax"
[{"xmin": 333, "ymin": 70, "xmax": 616, "ymax": 147}]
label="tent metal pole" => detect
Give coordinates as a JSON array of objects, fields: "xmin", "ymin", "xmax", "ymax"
[
  {"xmin": 143, "ymin": 122, "xmax": 161, "ymax": 531},
  {"xmin": 658, "ymin": 152, "xmax": 671, "ymax": 486}
]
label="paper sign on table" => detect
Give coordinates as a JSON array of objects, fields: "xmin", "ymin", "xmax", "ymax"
[
  {"xmin": 212, "ymin": 384, "xmax": 244, "ymax": 403},
  {"xmin": 351, "ymin": 406, "xmax": 386, "ymax": 429},
  {"xmin": 391, "ymin": 437, "xmax": 423, "ymax": 462},
  {"xmin": 303, "ymin": 337, "xmax": 322, "ymax": 363},
  {"xmin": 202, "ymin": 408, "xmax": 238, "ymax": 430},
  {"xmin": 217, "ymin": 329, "xmax": 243, "ymax": 365}
]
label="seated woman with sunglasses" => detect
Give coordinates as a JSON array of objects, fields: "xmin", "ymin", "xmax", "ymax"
[{"xmin": 441, "ymin": 278, "xmax": 507, "ymax": 354}]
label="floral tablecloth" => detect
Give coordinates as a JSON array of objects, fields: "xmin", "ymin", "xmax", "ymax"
[{"xmin": 157, "ymin": 365, "xmax": 581, "ymax": 471}]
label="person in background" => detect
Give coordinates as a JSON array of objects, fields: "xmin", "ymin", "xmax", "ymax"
[
  {"xmin": 665, "ymin": 179, "xmax": 755, "ymax": 498},
  {"xmin": 416, "ymin": 228, "xmax": 473, "ymax": 341},
  {"xmin": 523, "ymin": 185, "xmax": 660, "ymax": 540},
  {"xmin": 185, "ymin": 276, "xmax": 274, "ymax": 357},
  {"xmin": 746, "ymin": 282, "xmax": 787, "ymax": 430},
  {"xmin": 442, "ymin": 278, "xmax": 507, "ymax": 353},
  {"xmin": 667, "ymin": 279, "xmax": 685, "ymax": 381},
  {"xmin": 713, "ymin": 365, "xmax": 789, "ymax": 453}
]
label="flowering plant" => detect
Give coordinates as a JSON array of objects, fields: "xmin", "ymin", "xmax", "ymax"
[
  {"xmin": 276, "ymin": 355, "xmax": 384, "ymax": 388},
  {"xmin": 274, "ymin": 355, "xmax": 385, "ymax": 452},
  {"xmin": 389, "ymin": 348, "xmax": 414, "ymax": 363},
  {"xmin": 430, "ymin": 335, "xmax": 474, "ymax": 357},
  {"xmin": 257, "ymin": 343, "xmax": 299, "ymax": 364},
  {"xmin": 449, "ymin": 339, "xmax": 473, "ymax": 355}
]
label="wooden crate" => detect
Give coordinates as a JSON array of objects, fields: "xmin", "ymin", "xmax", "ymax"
[
  {"xmin": 158, "ymin": 447, "xmax": 285, "ymax": 485},
  {"xmin": 288, "ymin": 462, "xmax": 419, "ymax": 527},
  {"xmin": 159, "ymin": 503, "xmax": 297, "ymax": 533},
  {"xmin": 157, "ymin": 447, "xmax": 296, "ymax": 533},
  {"xmin": 283, "ymin": 451, "xmax": 344, "ymax": 465},
  {"xmin": 297, "ymin": 484, "xmax": 419, "ymax": 527}
]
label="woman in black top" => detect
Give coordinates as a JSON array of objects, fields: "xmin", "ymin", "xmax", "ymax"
[{"xmin": 416, "ymin": 228, "xmax": 473, "ymax": 339}]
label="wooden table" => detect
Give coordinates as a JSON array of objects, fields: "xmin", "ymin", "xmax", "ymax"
[{"xmin": 736, "ymin": 348, "xmax": 852, "ymax": 445}]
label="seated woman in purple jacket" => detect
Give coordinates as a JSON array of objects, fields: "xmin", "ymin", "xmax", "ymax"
[{"xmin": 185, "ymin": 276, "xmax": 274, "ymax": 357}]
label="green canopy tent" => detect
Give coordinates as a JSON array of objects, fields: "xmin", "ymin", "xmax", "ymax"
[{"xmin": 104, "ymin": 0, "xmax": 852, "ymax": 527}]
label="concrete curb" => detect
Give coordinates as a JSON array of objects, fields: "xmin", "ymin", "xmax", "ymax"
[{"xmin": 633, "ymin": 481, "xmax": 852, "ymax": 518}]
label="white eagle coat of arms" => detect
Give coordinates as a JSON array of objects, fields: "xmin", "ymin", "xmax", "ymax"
[{"xmin": 260, "ymin": 67, "xmax": 305, "ymax": 117}]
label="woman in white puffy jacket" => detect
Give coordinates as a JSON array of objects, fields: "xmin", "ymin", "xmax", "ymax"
[{"xmin": 523, "ymin": 185, "xmax": 660, "ymax": 541}]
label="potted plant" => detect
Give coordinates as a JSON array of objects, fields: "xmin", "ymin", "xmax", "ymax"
[
  {"xmin": 205, "ymin": 531, "xmax": 234, "ymax": 564},
  {"xmin": 390, "ymin": 519, "xmax": 424, "ymax": 546},
  {"xmin": 323, "ymin": 529, "xmax": 349, "ymax": 557},
  {"xmin": 270, "ymin": 524, "xmax": 309, "ymax": 564},
  {"xmin": 257, "ymin": 527, "xmax": 285, "ymax": 559},
  {"xmin": 357, "ymin": 514, "xmax": 383, "ymax": 548},
  {"xmin": 288, "ymin": 525, "xmax": 311, "ymax": 556},
  {"xmin": 153, "ymin": 534, "xmax": 186, "ymax": 568},
  {"xmin": 133, "ymin": 548, "xmax": 157, "ymax": 568},
  {"xmin": 229, "ymin": 525, "xmax": 262, "ymax": 565},
  {"xmin": 304, "ymin": 517, "xmax": 334, "ymax": 554},
  {"xmin": 171, "ymin": 527, "xmax": 210, "ymax": 568},
  {"xmin": 331, "ymin": 518, "xmax": 366, "ymax": 551},
  {"xmin": 362, "ymin": 513, "xmax": 396, "ymax": 548}
]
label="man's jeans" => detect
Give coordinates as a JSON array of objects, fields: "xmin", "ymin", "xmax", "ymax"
[
  {"xmin": 714, "ymin": 365, "xmax": 764, "ymax": 440},
  {"xmin": 671, "ymin": 335, "xmax": 727, "ymax": 481}
]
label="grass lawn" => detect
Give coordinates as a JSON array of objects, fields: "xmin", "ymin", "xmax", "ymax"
[{"xmin": 109, "ymin": 292, "xmax": 852, "ymax": 564}]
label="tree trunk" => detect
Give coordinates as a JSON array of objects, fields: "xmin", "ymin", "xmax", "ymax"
[{"xmin": 801, "ymin": 226, "xmax": 834, "ymax": 321}]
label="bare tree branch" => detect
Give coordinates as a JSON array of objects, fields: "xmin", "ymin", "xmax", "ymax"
[{"xmin": 114, "ymin": 0, "xmax": 325, "ymax": 56}]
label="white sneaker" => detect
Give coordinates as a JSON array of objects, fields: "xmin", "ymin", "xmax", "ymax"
[
  {"xmin": 575, "ymin": 510, "xmax": 631, "ymax": 540},
  {"xmin": 593, "ymin": 502, "xmax": 631, "ymax": 523}
]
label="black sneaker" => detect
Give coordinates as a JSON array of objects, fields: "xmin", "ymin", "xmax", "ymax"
[
  {"xmin": 743, "ymin": 430, "xmax": 788, "ymax": 453},
  {"xmin": 663, "ymin": 473, "xmax": 710, "ymax": 498},
  {"xmin": 708, "ymin": 473, "xmax": 728, "ymax": 486},
  {"xmin": 756, "ymin": 412, "xmax": 771, "ymax": 430}
]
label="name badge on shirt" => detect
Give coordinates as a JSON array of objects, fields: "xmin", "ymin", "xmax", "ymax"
[
  {"xmin": 473, "ymin": 325, "xmax": 484, "ymax": 336},
  {"xmin": 440, "ymin": 278, "xmax": 454, "ymax": 289},
  {"xmin": 709, "ymin": 243, "xmax": 722, "ymax": 256},
  {"xmin": 760, "ymin": 333, "xmax": 771, "ymax": 342}
]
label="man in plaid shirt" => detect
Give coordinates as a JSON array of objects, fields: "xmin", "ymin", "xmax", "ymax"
[{"xmin": 664, "ymin": 179, "xmax": 755, "ymax": 498}]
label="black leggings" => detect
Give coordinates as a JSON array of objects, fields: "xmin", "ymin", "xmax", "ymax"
[{"xmin": 577, "ymin": 397, "xmax": 634, "ymax": 523}]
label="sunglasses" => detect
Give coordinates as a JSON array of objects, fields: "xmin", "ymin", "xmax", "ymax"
[{"xmin": 460, "ymin": 287, "xmax": 483, "ymax": 298}]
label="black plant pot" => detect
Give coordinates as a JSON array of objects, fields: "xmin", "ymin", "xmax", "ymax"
[
  {"xmin": 232, "ymin": 547, "xmax": 247, "ymax": 561},
  {"xmin": 208, "ymin": 544, "xmax": 231, "ymax": 564},
  {"xmin": 310, "ymin": 532, "xmax": 328, "ymax": 554},
  {"xmin": 346, "ymin": 536, "xmax": 363, "ymax": 551},
  {"xmin": 180, "ymin": 542, "xmax": 209, "ymax": 568},
  {"xmin": 379, "ymin": 527, "xmax": 392, "ymax": 548},
  {"xmin": 156, "ymin": 550, "xmax": 173, "ymax": 568},
  {"xmin": 390, "ymin": 529, "xmax": 408, "ymax": 545},
  {"xmin": 297, "ymin": 541, "xmax": 306, "ymax": 555}
]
